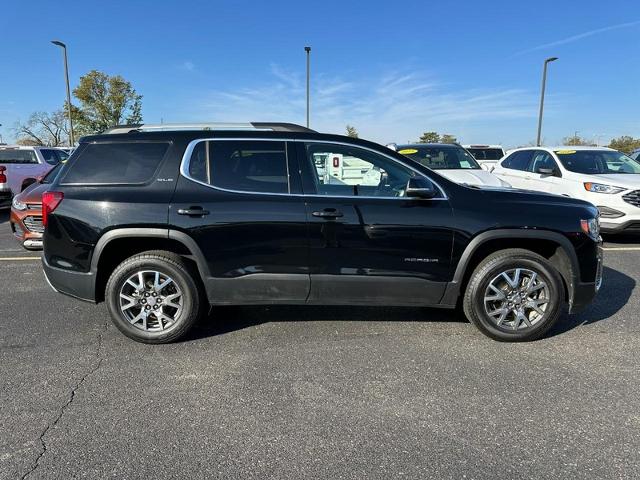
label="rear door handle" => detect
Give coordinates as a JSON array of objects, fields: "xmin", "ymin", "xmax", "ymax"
[
  {"xmin": 312, "ymin": 209, "xmax": 344, "ymax": 218},
  {"xmin": 177, "ymin": 207, "xmax": 210, "ymax": 217}
]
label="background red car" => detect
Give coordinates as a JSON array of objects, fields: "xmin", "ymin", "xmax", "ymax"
[{"xmin": 9, "ymin": 162, "xmax": 64, "ymax": 250}]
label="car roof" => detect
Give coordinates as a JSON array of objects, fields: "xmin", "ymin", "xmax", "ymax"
[
  {"xmin": 508, "ymin": 146, "xmax": 616, "ymax": 153},
  {"xmin": 0, "ymin": 145, "xmax": 47, "ymax": 150},
  {"xmin": 461, "ymin": 144, "xmax": 503, "ymax": 148},
  {"xmin": 396, "ymin": 143, "xmax": 461, "ymax": 148}
]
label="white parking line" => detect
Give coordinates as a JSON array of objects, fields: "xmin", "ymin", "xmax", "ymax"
[
  {"xmin": 602, "ymin": 247, "xmax": 640, "ymax": 252},
  {"xmin": 0, "ymin": 257, "xmax": 41, "ymax": 261}
]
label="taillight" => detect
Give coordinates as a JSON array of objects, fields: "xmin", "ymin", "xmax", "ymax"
[
  {"xmin": 332, "ymin": 156, "xmax": 340, "ymax": 168},
  {"xmin": 0, "ymin": 166, "xmax": 6, "ymax": 184},
  {"xmin": 42, "ymin": 191, "xmax": 64, "ymax": 227}
]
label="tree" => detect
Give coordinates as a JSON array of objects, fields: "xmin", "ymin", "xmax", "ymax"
[
  {"xmin": 608, "ymin": 135, "xmax": 640, "ymax": 154},
  {"xmin": 345, "ymin": 125, "xmax": 358, "ymax": 138},
  {"xmin": 563, "ymin": 133, "xmax": 592, "ymax": 146},
  {"xmin": 71, "ymin": 70, "xmax": 143, "ymax": 136},
  {"xmin": 441, "ymin": 134, "xmax": 458, "ymax": 144},
  {"xmin": 418, "ymin": 131, "xmax": 440, "ymax": 143},
  {"xmin": 14, "ymin": 110, "xmax": 70, "ymax": 146}
]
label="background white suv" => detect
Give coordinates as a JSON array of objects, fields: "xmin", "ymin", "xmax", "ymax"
[
  {"xmin": 492, "ymin": 146, "xmax": 640, "ymax": 233},
  {"xmin": 462, "ymin": 144, "xmax": 505, "ymax": 171}
]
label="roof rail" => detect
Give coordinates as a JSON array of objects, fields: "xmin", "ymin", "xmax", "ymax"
[{"xmin": 102, "ymin": 122, "xmax": 315, "ymax": 134}]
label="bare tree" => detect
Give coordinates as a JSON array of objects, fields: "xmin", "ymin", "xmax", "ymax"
[{"xmin": 14, "ymin": 110, "xmax": 70, "ymax": 146}]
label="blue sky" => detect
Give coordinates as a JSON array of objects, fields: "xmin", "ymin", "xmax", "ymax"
[{"xmin": 1, "ymin": 0, "xmax": 639, "ymax": 147}]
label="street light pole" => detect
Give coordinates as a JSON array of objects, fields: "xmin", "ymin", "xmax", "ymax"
[
  {"xmin": 51, "ymin": 40, "xmax": 75, "ymax": 146},
  {"xmin": 305, "ymin": 46, "xmax": 311, "ymax": 129},
  {"xmin": 536, "ymin": 56, "xmax": 558, "ymax": 147}
]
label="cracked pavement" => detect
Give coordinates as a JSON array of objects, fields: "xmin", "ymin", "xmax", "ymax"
[{"xmin": 1, "ymin": 212, "xmax": 639, "ymax": 479}]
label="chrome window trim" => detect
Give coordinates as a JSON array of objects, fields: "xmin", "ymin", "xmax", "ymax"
[{"xmin": 179, "ymin": 138, "xmax": 449, "ymax": 200}]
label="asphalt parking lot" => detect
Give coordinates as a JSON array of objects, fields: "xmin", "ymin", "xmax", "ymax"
[{"xmin": 0, "ymin": 210, "xmax": 639, "ymax": 479}]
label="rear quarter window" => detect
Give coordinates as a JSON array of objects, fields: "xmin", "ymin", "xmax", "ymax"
[
  {"xmin": 0, "ymin": 150, "xmax": 38, "ymax": 164},
  {"xmin": 61, "ymin": 142, "xmax": 170, "ymax": 185}
]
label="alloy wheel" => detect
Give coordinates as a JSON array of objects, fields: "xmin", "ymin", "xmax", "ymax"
[
  {"xmin": 118, "ymin": 270, "xmax": 183, "ymax": 332},
  {"xmin": 483, "ymin": 268, "xmax": 550, "ymax": 330}
]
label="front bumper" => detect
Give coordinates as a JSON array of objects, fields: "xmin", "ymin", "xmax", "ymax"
[
  {"xmin": 0, "ymin": 190, "xmax": 11, "ymax": 209},
  {"xmin": 600, "ymin": 220, "xmax": 640, "ymax": 234},
  {"xmin": 10, "ymin": 208, "xmax": 43, "ymax": 250},
  {"xmin": 42, "ymin": 256, "xmax": 96, "ymax": 303},
  {"xmin": 569, "ymin": 243, "xmax": 603, "ymax": 313}
]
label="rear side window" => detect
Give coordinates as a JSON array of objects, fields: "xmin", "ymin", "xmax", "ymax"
[
  {"xmin": 0, "ymin": 149, "xmax": 38, "ymax": 164},
  {"xmin": 41, "ymin": 149, "xmax": 61, "ymax": 165},
  {"xmin": 502, "ymin": 151, "xmax": 533, "ymax": 171},
  {"xmin": 187, "ymin": 140, "xmax": 289, "ymax": 194},
  {"xmin": 62, "ymin": 142, "xmax": 169, "ymax": 185}
]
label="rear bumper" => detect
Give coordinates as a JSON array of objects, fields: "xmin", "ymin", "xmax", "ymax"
[{"xmin": 42, "ymin": 257, "xmax": 96, "ymax": 303}]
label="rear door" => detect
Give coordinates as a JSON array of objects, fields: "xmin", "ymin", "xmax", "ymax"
[
  {"xmin": 169, "ymin": 138, "xmax": 309, "ymax": 303},
  {"xmin": 297, "ymin": 141, "xmax": 454, "ymax": 306}
]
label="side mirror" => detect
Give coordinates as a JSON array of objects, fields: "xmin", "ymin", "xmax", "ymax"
[
  {"xmin": 406, "ymin": 177, "xmax": 437, "ymax": 199},
  {"xmin": 537, "ymin": 167, "xmax": 559, "ymax": 177}
]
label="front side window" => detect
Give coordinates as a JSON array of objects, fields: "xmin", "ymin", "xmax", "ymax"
[
  {"xmin": 0, "ymin": 149, "xmax": 38, "ymax": 164},
  {"xmin": 61, "ymin": 142, "xmax": 170, "ymax": 184},
  {"xmin": 554, "ymin": 149, "xmax": 640, "ymax": 174},
  {"xmin": 502, "ymin": 150, "xmax": 533, "ymax": 171},
  {"xmin": 188, "ymin": 140, "xmax": 289, "ymax": 194},
  {"xmin": 397, "ymin": 145, "xmax": 480, "ymax": 170},
  {"xmin": 304, "ymin": 143, "xmax": 423, "ymax": 198},
  {"xmin": 528, "ymin": 151, "xmax": 558, "ymax": 173}
]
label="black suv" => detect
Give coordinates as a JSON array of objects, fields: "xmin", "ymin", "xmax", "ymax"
[{"xmin": 42, "ymin": 122, "xmax": 603, "ymax": 343}]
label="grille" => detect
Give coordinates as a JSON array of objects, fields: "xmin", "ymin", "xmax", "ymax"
[
  {"xmin": 622, "ymin": 190, "xmax": 640, "ymax": 208},
  {"xmin": 23, "ymin": 215, "xmax": 44, "ymax": 233},
  {"xmin": 27, "ymin": 203, "xmax": 42, "ymax": 210}
]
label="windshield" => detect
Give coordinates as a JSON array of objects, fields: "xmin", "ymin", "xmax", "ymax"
[
  {"xmin": 555, "ymin": 149, "xmax": 640, "ymax": 174},
  {"xmin": 397, "ymin": 145, "xmax": 481, "ymax": 170},
  {"xmin": 466, "ymin": 147, "xmax": 504, "ymax": 160},
  {"xmin": 0, "ymin": 149, "xmax": 38, "ymax": 164}
]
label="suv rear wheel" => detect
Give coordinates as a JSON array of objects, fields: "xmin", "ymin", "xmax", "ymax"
[
  {"xmin": 463, "ymin": 248, "xmax": 565, "ymax": 342},
  {"xmin": 105, "ymin": 250, "xmax": 203, "ymax": 344}
]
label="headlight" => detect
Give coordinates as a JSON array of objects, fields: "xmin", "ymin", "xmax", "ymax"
[
  {"xmin": 580, "ymin": 217, "xmax": 600, "ymax": 240},
  {"xmin": 12, "ymin": 197, "xmax": 27, "ymax": 211},
  {"xmin": 583, "ymin": 182, "xmax": 625, "ymax": 194}
]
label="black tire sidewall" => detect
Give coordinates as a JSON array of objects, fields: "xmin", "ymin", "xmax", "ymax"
[
  {"xmin": 468, "ymin": 255, "xmax": 563, "ymax": 341},
  {"xmin": 106, "ymin": 255, "xmax": 199, "ymax": 343}
]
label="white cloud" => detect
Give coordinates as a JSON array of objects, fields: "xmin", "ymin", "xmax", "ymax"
[
  {"xmin": 513, "ymin": 20, "xmax": 640, "ymax": 57},
  {"xmin": 179, "ymin": 61, "xmax": 195, "ymax": 72},
  {"xmin": 195, "ymin": 65, "xmax": 543, "ymax": 144}
]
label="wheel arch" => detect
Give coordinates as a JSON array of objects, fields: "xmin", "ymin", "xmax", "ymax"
[
  {"xmin": 442, "ymin": 229, "xmax": 579, "ymax": 308},
  {"xmin": 91, "ymin": 228, "xmax": 210, "ymax": 303}
]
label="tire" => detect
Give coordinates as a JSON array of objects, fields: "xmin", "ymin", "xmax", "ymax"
[
  {"xmin": 105, "ymin": 250, "xmax": 203, "ymax": 344},
  {"xmin": 463, "ymin": 248, "xmax": 565, "ymax": 342}
]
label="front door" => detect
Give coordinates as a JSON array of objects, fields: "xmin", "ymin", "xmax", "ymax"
[
  {"xmin": 297, "ymin": 141, "xmax": 455, "ymax": 306},
  {"xmin": 170, "ymin": 138, "xmax": 309, "ymax": 303}
]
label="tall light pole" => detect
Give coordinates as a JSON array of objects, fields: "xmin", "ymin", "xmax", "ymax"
[
  {"xmin": 304, "ymin": 46, "xmax": 311, "ymax": 128},
  {"xmin": 536, "ymin": 56, "xmax": 558, "ymax": 146},
  {"xmin": 51, "ymin": 40, "xmax": 75, "ymax": 146}
]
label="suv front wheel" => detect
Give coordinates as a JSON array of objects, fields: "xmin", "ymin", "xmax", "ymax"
[
  {"xmin": 105, "ymin": 251, "xmax": 203, "ymax": 344},
  {"xmin": 463, "ymin": 249, "xmax": 565, "ymax": 342}
]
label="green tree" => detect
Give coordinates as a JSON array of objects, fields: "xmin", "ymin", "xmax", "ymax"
[
  {"xmin": 418, "ymin": 131, "xmax": 440, "ymax": 143},
  {"xmin": 441, "ymin": 134, "xmax": 458, "ymax": 144},
  {"xmin": 608, "ymin": 135, "xmax": 640, "ymax": 154},
  {"xmin": 345, "ymin": 125, "xmax": 358, "ymax": 138},
  {"xmin": 71, "ymin": 70, "xmax": 143, "ymax": 136},
  {"xmin": 13, "ymin": 110, "xmax": 70, "ymax": 146},
  {"xmin": 563, "ymin": 133, "xmax": 592, "ymax": 146}
]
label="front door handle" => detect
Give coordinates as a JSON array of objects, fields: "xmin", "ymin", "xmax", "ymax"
[
  {"xmin": 312, "ymin": 209, "xmax": 344, "ymax": 218},
  {"xmin": 177, "ymin": 207, "xmax": 210, "ymax": 217}
]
